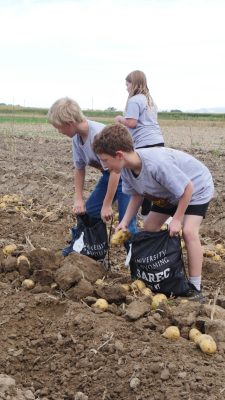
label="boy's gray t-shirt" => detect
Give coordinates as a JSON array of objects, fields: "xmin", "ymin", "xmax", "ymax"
[
  {"xmin": 121, "ymin": 148, "xmax": 214, "ymax": 205},
  {"xmin": 124, "ymin": 94, "xmax": 164, "ymax": 148},
  {"xmin": 72, "ymin": 120, "xmax": 105, "ymax": 170}
]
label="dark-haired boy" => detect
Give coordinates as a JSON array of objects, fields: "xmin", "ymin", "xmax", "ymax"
[{"xmin": 93, "ymin": 123, "xmax": 214, "ymax": 298}]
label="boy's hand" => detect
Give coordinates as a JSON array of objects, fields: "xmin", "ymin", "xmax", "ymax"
[
  {"xmin": 169, "ymin": 218, "xmax": 182, "ymax": 237},
  {"xmin": 111, "ymin": 229, "xmax": 131, "ymax": 245},
  {"xmin": 73, "ymin": 199, "xmax": 86, "ymax": 215},
  {"xmin": 115, "ymin": 220, "xmax": 128, "ymax": 232},
  {"xmin": 101, "ymin": 205, "xmax": 113, "ymax": 223}
]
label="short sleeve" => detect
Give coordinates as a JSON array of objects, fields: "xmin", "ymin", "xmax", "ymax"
[
  {"xmin": 72, "ymin": 140, "xmax": 85, "ymax": 169},
  {"xmin": 124, "ymin": 99, "xmax": 140, "ymax": 120}
]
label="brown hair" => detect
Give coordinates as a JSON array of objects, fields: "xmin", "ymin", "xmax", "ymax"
[
  {"xmin": 93, "ymin": 124, "xmax": 134, "ymax": 156},
  {"xmin": 125, "ymin": 70, "xmax": 155, "ymax": 110}
]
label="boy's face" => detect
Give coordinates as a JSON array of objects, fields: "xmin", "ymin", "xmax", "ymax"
[
  {"xmin": 98, "ymin": 152, "xmax": 124, "ymax": 173},
  {"xmin": 54, "ymin": 122, "xmax": 76, "ymax": 138}
]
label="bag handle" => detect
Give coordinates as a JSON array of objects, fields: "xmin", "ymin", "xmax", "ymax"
[
  {"xmin": 104, "ymin": 216, "xmax": 114, "ymax": 271},
  {"xmin": 167, "ymin": 230, "xmax": 188, "ymax": 280},
  {"xmin": 178, "ymin": 233, "xmax": 188, "ymax": 280}
]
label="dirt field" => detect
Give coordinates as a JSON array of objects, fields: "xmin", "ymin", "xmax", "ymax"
[{"xmin": 1, "ymin": 119, "xmax": 225, "ymax": 399}]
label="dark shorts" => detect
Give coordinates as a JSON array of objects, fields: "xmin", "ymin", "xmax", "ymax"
[
  {"xmin": 136, "ymin": 143, "xmax": 164, "ymax": 149},
  {"xmin": 151, "ymin": 202, "xmax": 210, "ymax": 219}
]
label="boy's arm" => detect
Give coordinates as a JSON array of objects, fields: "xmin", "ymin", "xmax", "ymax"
[
  {"xmin": 101, "ymin": 171, "xmax": 120, "ymax": 222},
  {"xmin": 169, "ymin": 181, "xmax": 193, "ymax": 236},
  {"xmin": 73, "ymin": 168, "xmax": 86, "ymax": 214},
  {"xmin": 116, "ymin": 194, "xmax": 143, "ymax": 231}
]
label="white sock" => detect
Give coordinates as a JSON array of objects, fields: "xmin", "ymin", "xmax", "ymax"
[{"xmin": 189, "ymin": 276, "xmax": 201, "ymax": 291}]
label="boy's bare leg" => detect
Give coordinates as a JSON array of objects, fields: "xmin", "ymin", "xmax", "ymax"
[
  {"xmin": 182, "ymin": 215, "xmax": 203, "ymax": 278},
  {"xmin": 143, "ymin": 211, "xmax": 170, "ymax": 231}
]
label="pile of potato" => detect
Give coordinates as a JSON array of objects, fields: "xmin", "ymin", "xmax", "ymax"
[
  {"xmin": 94, "ymin": 276, "xmax": 218, "ymax": 355},
  {"xmin": 189, "ymin": 328, "xmax": 217, "ymax": 354},
  {"xmin": 0, "ymin": 193, "xmax": 60, "ymax": 222},
  {"xmin": 93, "ymin": 278, "xmax": 218, "ymax": 355},
  {"xmin": 0, "ymin": 194, "xmax": 33, "ymax": 216},
  {"xmin": 1, "ymin": 239, "xmax": 220, "ymax": 357},
  {"xmin": 162, "ymin": 326, "xmax": 217, "ymax": 354},
  {"xmin": 3, "ymin": 244, "xmax": 18, "ymax": 256},
  {"xmin": 0, "ymin": 194, "xmax": 20, "ymax": 209},
  {"xmin": 2, "ymin": 244, "xmax": 35, "ymax": 290},
  {"xmin": 203, "ymin": 243, "xmax": 225, "ymax": 261},
  {"xmin": 121, "ymin": 280, "xmax": 169, "ymax": 310},
  {"xmin": 121, "ymin": 279, "xmax": 152, "ymax": 297}
]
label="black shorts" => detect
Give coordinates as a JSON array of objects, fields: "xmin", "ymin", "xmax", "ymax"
[
  {"xmin": 136, "ymin": 143, "xmax": 164, "ymax": 149},
  {"xmin": 151, "ymin": 202, "xmax": 210, "ymax": 219}
]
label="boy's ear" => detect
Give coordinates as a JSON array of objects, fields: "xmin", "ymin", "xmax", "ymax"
[{"xmin": 115, "ymin": 150, "xmax": 124, "ymax": 159}]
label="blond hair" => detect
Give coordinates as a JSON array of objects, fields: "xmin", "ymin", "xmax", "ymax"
[
  {"xmin": 47, "ymin": 97, "xmax": 85, "ymax": 126},
  {"xmin": 93, "ymin": 124, "xmax": 134, "ymax": 156},
  {"xmin": 125, "ymin": 70, "xmax": 156, "ymax": 111}
]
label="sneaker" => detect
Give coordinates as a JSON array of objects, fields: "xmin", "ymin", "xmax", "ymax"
[
  {"xmin": 61, "ymin": 226, "xmax": 79, "ymax": 257},
  {"xmin": 182, "ymin": 283, "xmax": 206, "ymax": 303},
  {"xmin": 61, "ymin": 243, "xmax": 74, "ymax": 257}
]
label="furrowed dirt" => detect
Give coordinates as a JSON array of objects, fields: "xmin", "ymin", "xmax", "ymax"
[{"xmin": 0, "ymin": 119, "xmax": 225, "ymax": 400}]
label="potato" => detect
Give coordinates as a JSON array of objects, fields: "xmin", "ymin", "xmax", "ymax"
[
  {"xmin": 130, "ymin": 279, "xmax": 146, "ymax": 291},
  {"xmin": 17, "ymin": 255, "xmax": 30, "ymax": 266},
  {"xmin": 213, "ymin": 254, "xmax": 222, "ymax": 262},
  {"xmin": 2, "ymin": 194, "xmax": 19, "ymax": 203},
  {"xmin": 196, "ymin": 334, "xmax": 217, "ymax": 354},
  {"xmin": 151, "ymin": 293, "xmax": 167, "ymax": 310},
  {"xmin": 111, "ymin": 230, "xmax": 131, "ymax": 245},
  {"xmin": 114, "ymin": 212, "xmax": 119, "ymax": 222},
  {"xmin": 51, "ymin": 282, "xmax": 58, "ymax": 290},
  {"xmin": 162, "ymin": 326, "xmax": 180, "ymax": 340},
  {"xmin": 189, "ymin": 328, "xmax": 202, "ymax": 343},
  {"xmin": 204, "ymin": 249, "xmax": 215, "ymax": 257},
  {"xmin": 215, "ymin": 243, "xmax": 224, "ymax": 251},
  {"xmin": 93, "ymin": 298, "xmax": 109, "ymax": 311},
  {"xmin": 95, "ymin": 279, "xmax": 106, "ymax": 286},
  {"xmin": 181, "ymin": 239, "xmax": 185, "ymax": 249},
  {"xmin": 180, "ymin": 299, "xmax": 189, "ymax": 304},
  {"xmin": 141, "ymin": 287, "xmax": 153, "ymax": 298},
  {"xmin": 214, "ymin": 244, "xmax": 225, "ymax": 256},
  {"xmin": 3, "ymin": 244, "xmax": 17, "ymax": 256},
  {"xmin": 22, "ymin": 279, "xmax": 35, "ymax": 289},
  {"xmin": 121, "ymin": 283, "xmax": 130, "ymax": 292}
]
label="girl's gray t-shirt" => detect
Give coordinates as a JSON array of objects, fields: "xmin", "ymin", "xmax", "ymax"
[
  {"xmin": 72, "ymin": 120, "xmax": 105, "ymax": 170},
  {"xmin": 124, "ymin": 94, "xmax": 164, "ymax": 148},
  {"xmin": 121, "ymin": 148, "xmax": 214, "ymax": 205}
]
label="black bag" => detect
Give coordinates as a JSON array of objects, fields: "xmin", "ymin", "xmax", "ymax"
[
  {"xmin": 126, "ymin": 229, "xmax": 189, "ymax": 297},
  {"xmin": 63, "ymin": 214, "xmax": 108, "ymax": 261}
]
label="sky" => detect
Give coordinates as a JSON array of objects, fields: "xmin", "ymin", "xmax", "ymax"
[{"xmin": 0, "ymin": 0, "xmax": 225, "ymax": 112}]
